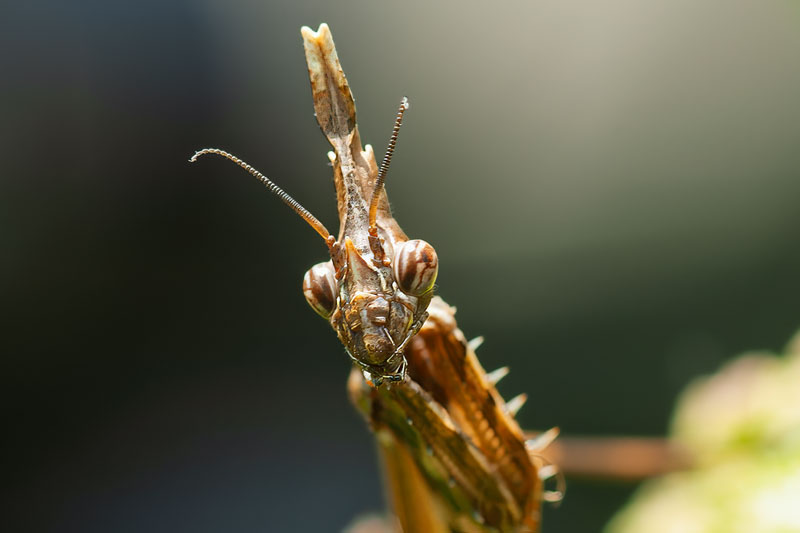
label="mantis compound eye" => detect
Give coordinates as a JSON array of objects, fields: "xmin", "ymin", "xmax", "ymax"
[
  {"xmin": 393, "ymin": 239, "xmax": 438, "ymax": 297},
  {"xmin": 303, "ymin": 261, "xmax": 337, "ymax": 318}
]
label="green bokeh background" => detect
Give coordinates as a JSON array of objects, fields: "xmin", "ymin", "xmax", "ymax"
[{"xmin": 3, "ymin": 1, "xmax": 799, "ymax": 531}]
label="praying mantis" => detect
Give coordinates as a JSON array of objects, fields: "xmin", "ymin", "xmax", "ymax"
[{"xmin": 192, "ymin": 23, "xmax": 561, "ymax": 533}]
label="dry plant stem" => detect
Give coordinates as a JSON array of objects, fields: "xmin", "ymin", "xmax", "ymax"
[{"xmin": 538, "ymin": 435, "xmax": 692, "ymax": 481}]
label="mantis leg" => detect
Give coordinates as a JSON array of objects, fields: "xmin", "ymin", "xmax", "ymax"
[{"xmin": 376, "ymin": 428, "xmax": 450, "ymax": 533}]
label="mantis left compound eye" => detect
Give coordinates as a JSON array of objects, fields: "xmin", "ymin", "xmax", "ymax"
[{"xmin": 393, "ymin": 239, "xmax": 438, "ymax": 297}]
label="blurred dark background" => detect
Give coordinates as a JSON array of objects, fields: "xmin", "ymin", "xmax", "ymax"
[{"xmin": 3, "ymin": 1, "xmax": 799, "ymax": 532}]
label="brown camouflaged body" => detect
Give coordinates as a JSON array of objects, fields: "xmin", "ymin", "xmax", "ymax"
[{"xmin": 302, "ymin": 24, "xmax": 544, "ymax": 532}]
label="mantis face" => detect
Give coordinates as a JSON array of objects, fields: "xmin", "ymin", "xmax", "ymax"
[{"xmin": 304, "ymin": 236, "xmax": 438, "ymax": 384}]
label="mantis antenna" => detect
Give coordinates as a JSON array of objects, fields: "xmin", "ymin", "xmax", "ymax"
[
  {"xmin": 368, "ymin": 97, "xmax": 409, "ymax": 235},
  {"xmin": 190, "ymin": 148, "xmax": 334, "ymax": 245}
]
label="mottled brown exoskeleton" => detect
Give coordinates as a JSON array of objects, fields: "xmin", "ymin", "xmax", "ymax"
[
  {"xmin": 300, "ymin": 87, "xmax": 438, "ymax": 384},
  {"xmin": 192, "ymin": 23, "xmax": 560, "ymax": 533}
]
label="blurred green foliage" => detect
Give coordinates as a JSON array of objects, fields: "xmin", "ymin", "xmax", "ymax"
[{"xmin": 608, "ymin": 332, "xmax": 800, "ymax": 533}]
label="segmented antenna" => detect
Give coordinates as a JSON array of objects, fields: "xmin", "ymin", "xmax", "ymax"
[
  {"xmin": 368, "ymin": 97, "xmax": 409, "ymax": 234},
  {"xmin": 190, "ymin": 148, "xmax": 333, "ymax": 244}
]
